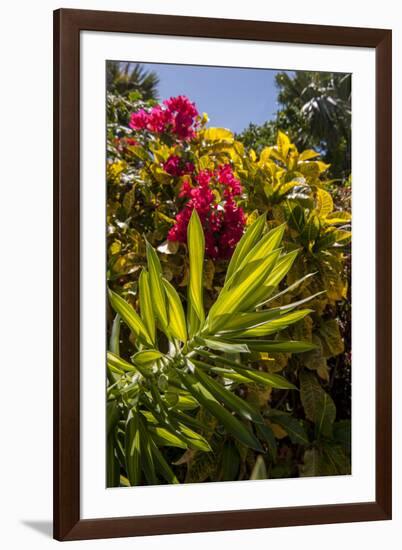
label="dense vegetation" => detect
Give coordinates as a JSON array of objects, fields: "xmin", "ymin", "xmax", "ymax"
[{"xmin": 106, "ymin": 63, "xmax": 352, "ymax": 486}]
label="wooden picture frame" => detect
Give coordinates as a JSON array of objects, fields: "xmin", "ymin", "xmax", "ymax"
[{"xmin": 54, "ymin": 8, "xmax": 392, "ymax": 541}]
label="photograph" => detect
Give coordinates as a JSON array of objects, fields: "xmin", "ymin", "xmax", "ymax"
[{"xmin": 105, "ymin": 60, "xmax": 352, "ymax": 488}]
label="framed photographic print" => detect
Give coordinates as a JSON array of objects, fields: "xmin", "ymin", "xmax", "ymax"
[{"xmin": 53, "ymin": 8, "xmax": 392, "ymax": 541}]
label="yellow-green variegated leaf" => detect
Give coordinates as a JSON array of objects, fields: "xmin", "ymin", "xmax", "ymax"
[
  {"xmin": 225, "ymin": 213, "xmax": 266, "ymax": 282},
  {"xmin": 179, "ymin": 370, "xmax": 264, "ymax": 452},
  {"xmin": 108, "ymin": 289, "xmax": 152, "ymax": 346},
  {"xmin": 232, "ymin": 339, "xmax": 316, "ymax": 353},
  {"xmin": 107, "ymin": 351, "xmax": 137, "ymax": 374},
  {"xmin": 217, "ymin": 293, "xmax": 321, "ymax": 334},
  {"xmin": 316, "ymin": 188, "xmax": 334, "ymax": 218},
  {"xmin": 208, "ymin": 250, "xmax": 281, "ymax": 330},
  {"xmin": 266, "ymin": 250, "xmax": 299, "ymax": 286},
  {"xmin": 187, "ymin": 209, "xmax": 205, "ymax": 324},
  {"xmin": 196, "ymin": 352, "xmax": 297, "ymax": 390},
  {"xmin": 132, "ymin": 349, "xmax": 164, "ymax": 367},
  {"xmin": 163, "ymin": 278, "xmax": 187, "ymax": 342},
  {"xmin": 139, "ymin": 270, "xmax": 155, "ymax": 345},
  {"xmin": 325, "ymin": 211, "xmax": 352, "ymax": 225},
  {"xmin": 231, "ymin": 249, "xmax": 292, "ymax": 314},
  {"xmin": 194, "ymin": 335, "xmax": 250, "ymax": 354},
  {"xmin": 227, "ymin": 309, "xmax": 313, "ymax": 338},
  {"xmin": 125, "ymin": 409, "xmax": 141, "ymax": 486},
  {"xmin": 193, "ymin": 366, "xmax": 263, "ymax": 424},
  {"xmin": 231, "ymin": 223, "xmax": 285, "ymax": 280},
  {"xmin": 146, "ymin": 242, "xmax": 168, "ymax": 329}
]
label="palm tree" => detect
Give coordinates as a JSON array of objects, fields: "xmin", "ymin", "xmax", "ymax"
[
  {"xmin": 275, "ymin": 71, "xmax": 351, "ymax": 178},
  {"xmin": 107, "ymin": 61, "xmax": 160, "ymax": 100}
]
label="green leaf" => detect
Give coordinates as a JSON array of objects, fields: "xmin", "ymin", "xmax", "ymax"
[
  {"xmin": 220, "ymin": 441, "xmax": 240, "ymax": 481},
  {"xmin": 148, "ymin": 435, "xmax": 179, "ymax": 484},
  {"xmin": 132, "ymin": 349, "xmax": 164, "ymax": 366},
  {"xmin": 318, "ymin": 319, "xmax": 345, "ymax": 358},
  {"xmin": 138, "ymin": 415, "xmax": 158, "ymax": 485},
  {"xmin": 286, "ymin": 202, "xmax": 305, "ymax": 233},
  {"xmin": 139, "ymin": 270, "xmax": 156, "ymax": 345},
  {"xmin": 172, "ymin": 421, "xmax": 212, "ymax": 452},
  {"xmin": 225, "ymin": 213, "xmax": 266, "ymax": 282},
  {"xmin": 187, "ymin": 209, "xmax": 205, "ymax": 325},
  {"xmin": 299, "ymin": 447, "xmax": 321, "ymax": 477},
  {"xmin": 125, "ymin": 409, "xmax": 141, "ymax": 486},
  {"xmin": 107, "ymin": 434, "xmax": 120, "ymax": 487},
  {"xmin": 163, "ymin": 278, "xmax": 187, "ymax": 342},
  {"xmin": 232, "ymin": 223, "xmax": 285, "ymax": 279},
  {"xmin": 179, "ymin": 370, "xmax": 263, "ymax": 452},
  {"xmin": 107, "ymin": 351, "xmax": 137, "ymax": 373},
  {"xmin": 194, "ymin": 335, "xmax": 250, "ymax": 354},
  {"xmin": 226, "ymin": 309, "xmax": 313, "ymax": 338},
  {"xmin": 258, "ymin": 272, "xmax": 317, "ymax": 308},
  {"xmin": 217, "ymin": 294, "xmax": 320, "ymax": 333},
  {"xmin": 333, "ymin": 420, "xmax": 351, "ymax": 454},
  {"xmin": 253, "ymin": 250, "xmax": 300, "ymax": 307},
  {"xmin": 299, "ymin": 371, "xmax": 336, "ymax": 436},
  {"xmin": 193, "ymin": 366, "xmax": 263, "ymax": 424},
  {"xmin": 108, "ymin": 289, "xmax": 152, "ymax": 346},
  {"xmin": 250, "ymin": 455, "xmax": 268, "ymax": 480},
  {"xmin": 269, "ymin": 412, "xmax": 310, "ymax": 445},
  {"xmin": 148, "ymin": 426, "xmax": 188, "ymax": 449},
  {"xmin": 208, "ymin": 250, "xmax": 281, "ymax": 330},
  {"xmin": 195, "ymin": 351, "xmax": 296, "ymax": 389},
  {"xmin": 300, "ymin": 213, "xmax": 320, "ymax": 245},
  {"xmin": 300, "ymin": 444, "xmax": 350, "ymax": 477},
  {"xmin": 107, "ymin": 400, "xmax": 120, "ymax": 435},
  {"xmin": 109, "ymin": 314, "xmax": 121, "ymax": 355},
  {"xmin": 256, "ymin": 422, "xmax": 277, "ymax": 459},
  {"xmin": 231, "ymin": 339, "xmax": 316, "ymax": 353},
  {"xmin": 244, "ymin": 370, "xmax": 297, "ymax": 389},
  {"xmin": 146, "ymin": 241, "xmax": 168, "ymax": 329}
]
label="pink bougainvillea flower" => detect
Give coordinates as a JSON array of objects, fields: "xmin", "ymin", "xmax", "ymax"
[
  {"xmin": 168, "ymin": 165, "xmax": 245, "ymax": 259},
  {"xmin": 163, "ymin": 95, "xmax": 199, "ymax": 140},
  {"xmin": 163, "ymin": 155, "xmax": 195, "ymax": 177},
  {"xmin": 129, "ymin": 95, "xmax": 199, "ymax": 141},
  {"xmin": 129, "ymin": 109, "xmax": 149, "ymax": 131},
  {"xmin": 216, "ymin": 164, "xmax": 243, "ymax": 197}
]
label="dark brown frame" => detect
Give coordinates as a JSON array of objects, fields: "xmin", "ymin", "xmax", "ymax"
[{"xmin": 54, "ymin": 8, "xmax": 392, "ymax": 541}]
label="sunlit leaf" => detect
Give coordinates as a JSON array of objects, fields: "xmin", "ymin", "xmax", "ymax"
[
  {"xmin": 163, "ymin": 278, "xmax": 187, "ymax": 342},
  {"xmin": 108, "ymin": 289, "xmax": 152, "ymax": 346},
  {"xmin": 187, "ymin": 209, "xmax": 205, "ymax": 325}
]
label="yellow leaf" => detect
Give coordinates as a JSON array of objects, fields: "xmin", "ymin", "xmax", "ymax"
[
  {"xmin": 202, "ymin": 127, "xmax": 234, "ymax": 142},
  {"xmin": 316, "ymin": 188, "xmax": 334, "ymax": 217},
  {"xmin": 299, "ymin": 149, "xmax": 320, "ymax": 161},
  {"xmin": 277, "ymin": 130, "xmax": 291, "ymax": 159},
  {"xmin": 109, "ymin": 240, "xmax": 122, "ymax": 256},
  {"xmin": 259, "ymin": 147, "xmax": 272, "ymax": 163}
]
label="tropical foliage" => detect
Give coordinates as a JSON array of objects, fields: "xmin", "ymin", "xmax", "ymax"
[
  {"xmin": 106, "ymin": 65, "xmax": 351, "ymax": 485},
  {"xmin": 238, "ymin": 71, "xmax": 351, "ymax": 179}
]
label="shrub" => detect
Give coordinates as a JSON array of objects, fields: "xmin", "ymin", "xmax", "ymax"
[{"xmin": 106, "ymin": 93, "xmax": 352, "ymax": 483}]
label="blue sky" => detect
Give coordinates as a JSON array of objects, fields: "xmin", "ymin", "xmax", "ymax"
[{"xmin": 138, "ymin": 63, "xmax": 282, "ymax": 134}]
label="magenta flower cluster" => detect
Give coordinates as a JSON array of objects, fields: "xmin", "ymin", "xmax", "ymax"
[
  {"xmin": 167, "ymin": 165, "xmax": 245, "ymax": 259},
  {"xmin": 162, "ymin": 155, "xmax": 195, "ymax": 177},
  {"xmin": 129, "ymin": 95, "xmax": 199, "ymax": 140}
]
